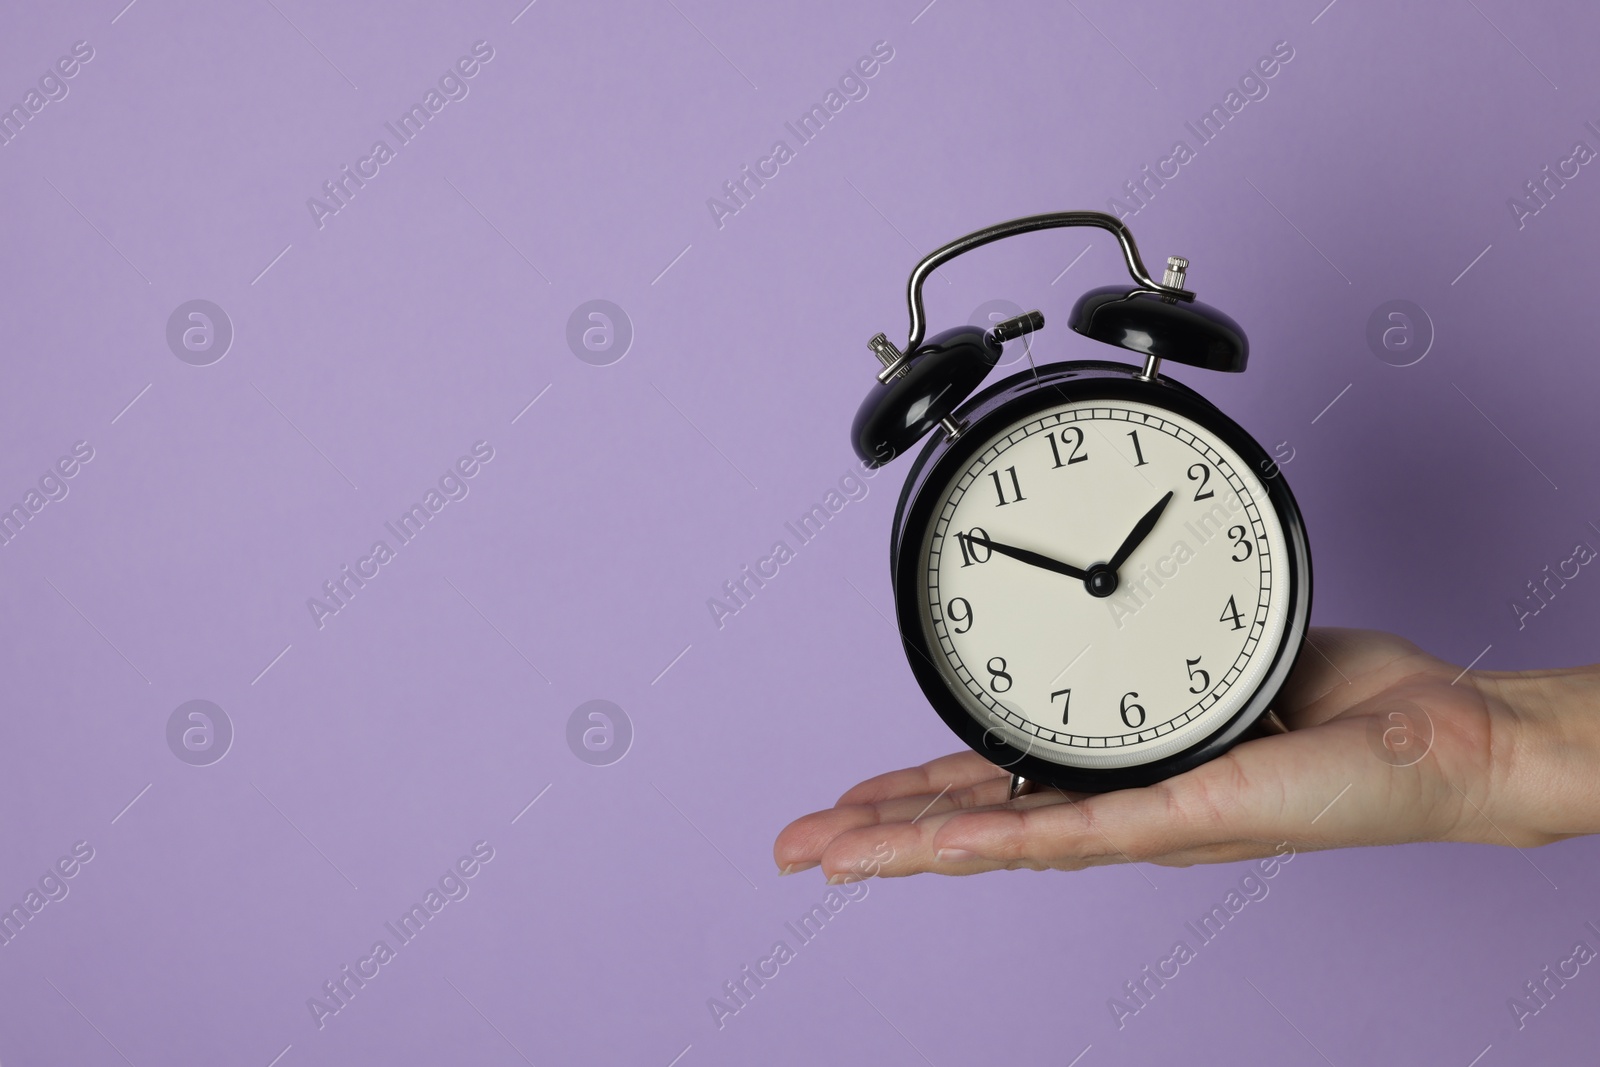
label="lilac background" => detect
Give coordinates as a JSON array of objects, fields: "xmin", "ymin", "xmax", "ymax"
[{"xmin": 3, "ymin": 0, "xmax": 1599, "ymax": 1063}]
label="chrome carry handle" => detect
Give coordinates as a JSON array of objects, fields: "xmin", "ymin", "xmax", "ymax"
[{"xmin": 898, "ymin": 210, "xmax": 1195, "ymax": 355}]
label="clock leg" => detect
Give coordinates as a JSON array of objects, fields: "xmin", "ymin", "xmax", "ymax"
[
  {"xmin": 1241, "ymin": 710, "xmax": 1291, "ymax": 743},
  {"xmin": 1009, "ymin": 774, "xmax": 1038, "ymax": 800}
]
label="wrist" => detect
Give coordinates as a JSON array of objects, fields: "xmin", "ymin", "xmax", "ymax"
[{"xmin": 1480, "ymin": 666, "xmax": 1600, "ymax": 841}]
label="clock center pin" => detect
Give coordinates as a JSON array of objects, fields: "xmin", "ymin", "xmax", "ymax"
[{"xmin": 1085, "ymin": 564, "xmax": 1119, "ymax": 598}]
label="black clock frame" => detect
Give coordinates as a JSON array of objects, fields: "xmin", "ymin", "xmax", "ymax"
[{"xmin": 889, "ymin": 359, "xmax": 1314, "ymax": 793}]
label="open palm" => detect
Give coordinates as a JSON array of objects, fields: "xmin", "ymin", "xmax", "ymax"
[{"xmin": 775, "ymin": 628, "xmax": 1583, "ymax": 879}]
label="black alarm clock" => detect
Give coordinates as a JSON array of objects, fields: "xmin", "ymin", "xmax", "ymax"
[{"xmin": 851, "ymin": 211, "xmax": 1311, "ymax": 797}]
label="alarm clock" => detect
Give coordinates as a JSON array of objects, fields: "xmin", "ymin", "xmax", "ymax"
[{"xmin": 850, "ymin": 211, "xmax": 1311, "ymax": 796}]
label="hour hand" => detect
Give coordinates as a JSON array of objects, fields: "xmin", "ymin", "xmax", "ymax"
[
  {"xmin": 1107, "ymin": 490, "xmax": 1174, "ymax": 573},
  {"xmin": 959, "ymin": 531, "xmax": 1088, "ymax": 581}
]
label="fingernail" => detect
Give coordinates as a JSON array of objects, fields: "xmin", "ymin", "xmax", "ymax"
[
  {"xmin": 936, "ymin": 848, "xmax": 979, "ymax": 862},
  {"xmin": 826, "ymin": 872, "xmax": 861, "ymax": 885},
  {"xmin": 779, "ymin": 861, "xmax": 819, "ymax": 876}
]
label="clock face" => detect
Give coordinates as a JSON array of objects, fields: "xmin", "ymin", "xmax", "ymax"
[{"xmin": 915, "ymin": 397, "xmax": 1292, "ymax": 770}]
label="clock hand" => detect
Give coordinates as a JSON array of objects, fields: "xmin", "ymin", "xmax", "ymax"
[
  {"xmin": 1107, "ymin": 490, "xmax": 1174, "ymax": 573},
  {"xmin": 959, "ymin": 532, "xmax": 1089, "ymax": 581}
]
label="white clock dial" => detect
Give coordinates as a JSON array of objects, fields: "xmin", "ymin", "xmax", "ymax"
[{"xmin": 917, "ymin": 398, "xmax": 1290, "ymax": 769}]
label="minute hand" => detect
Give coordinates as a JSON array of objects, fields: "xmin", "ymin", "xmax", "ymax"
[
  {"xmin": 962, "ymin": 533, "xmax": 1089, "ymax": 581},
  {"xmin": 1107, "ymin": 490, "xmax": 1174, "ymax": 573}
]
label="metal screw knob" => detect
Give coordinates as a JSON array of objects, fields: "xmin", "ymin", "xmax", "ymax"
[
  {"xmin": 868, "ymin": 333, "xmax": 912, "ymax": 383},
  {"xmin": 1162, "ymin": 256, "xmax": 1188, "ymax": 289},
  {"xmin": 989, "ymin": 310, "xmax": 1044, "ymax": 343},
  {"xmin": 868, "ymin": 333, "xmax": 898, "ymax": 368}
]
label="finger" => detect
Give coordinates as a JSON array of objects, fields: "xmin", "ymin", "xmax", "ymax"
[
  {"xmin": 813, "ymin": 732, "xmax": 1325, "ymax": 878},
  {"xmin": 930, "ymin": 721, "xmax": 1400, "ymax": 866},
  {"xmin": 1142, "ymin": 841, "xmax": 1289, "ymax": 868},
  {"xmin": 774, "ymin": 771, "xmax": 1077, "ymax": 874},
  {"xmin": 836, "ymin": 750, "xmax": 1008, "ymax": 806},
  {"xmin": 814, "ymin": 792, "xmax": 1106, "ymax": 879},
  {"xmin": 816, "ymin": 818, "xmax": 957, "ymax": 879}
]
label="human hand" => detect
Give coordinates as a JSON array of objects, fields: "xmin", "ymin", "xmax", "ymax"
[{"xmin": 774, "ymin": 628, "xmax": 1600, "ymax": 879}]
